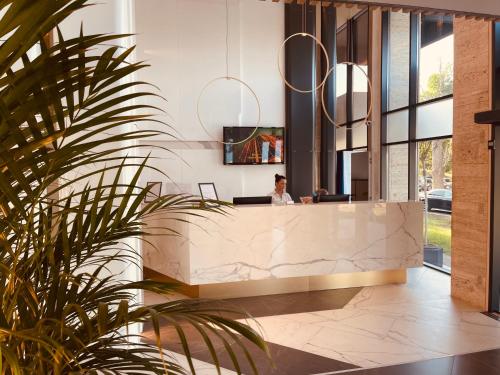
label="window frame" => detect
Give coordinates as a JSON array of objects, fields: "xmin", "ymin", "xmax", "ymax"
[
  {"xmin": 381, "ymin": 11, "xmax": 454, "ymax": 201},
  {"xmin": 336, "ymin": 9, "xmax": 370, "ymax": 153}
]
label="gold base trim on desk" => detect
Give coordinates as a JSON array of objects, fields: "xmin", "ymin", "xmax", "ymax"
[{"xmin": 144, "ymin": 267, "xmax": 407, "ymax": 299}]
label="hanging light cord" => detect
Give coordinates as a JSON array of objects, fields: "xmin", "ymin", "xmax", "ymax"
[
  {"xmin": 302, "ymin": 1, "xmax": 306, "ymax": 34},
  {"xmin": 225, "ymin": 0, "xmax": 229, "ymax": 78},
  {"xmin": 304, "ymin": 0, "xmax": 307, "ymax": 34}
]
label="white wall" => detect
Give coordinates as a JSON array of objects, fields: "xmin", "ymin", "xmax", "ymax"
[
  {"xmin": 58, "ymin": 0, "xmax": 287, "ymax": 287},
  {"xmin": 135, "ymin": 0, "xmax": 286, "ymax": 201},
  {"xmin": 59, "ymin": 0, "xmax": 144, "ymax": 315}
]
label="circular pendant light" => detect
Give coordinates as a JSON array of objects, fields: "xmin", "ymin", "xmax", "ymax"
[
  {"xmin": 197, "ymin": 76, "xmax": 261, "ymax": 145},
  {"xmin": 277, "ymin": 32, "xmax": 331, "ymax": 94},
  {"xmin": 196, "ymin": 0, "xmax": 261, "ymax": 145},
  {"xmin": 321, "ymin": 61, "xmax": 373, "ymax": 129}
]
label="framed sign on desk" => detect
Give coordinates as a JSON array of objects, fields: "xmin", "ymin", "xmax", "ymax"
[
  {"xmin": 198, "ymin": 182, "xmax": 219, "ymax": 205},
  {"xmin": 144, "ymin": 182, "xmax": 162, "ymax": 203}
]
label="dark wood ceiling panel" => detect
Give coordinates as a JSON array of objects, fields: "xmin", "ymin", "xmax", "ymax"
[{"xmin": 258, "ymin": 0, "xmax": 500, "ymax": 22}]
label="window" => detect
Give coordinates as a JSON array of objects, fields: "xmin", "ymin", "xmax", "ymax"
[
  {"xmin": 335, "ymin": 10, "xmax": 370, "ymax": 195},
  {"xmin": 336, "ymin": 126, "xmax": 347, "ymax": 151},
  {"xmin": 386, "ymin": 109, "xmax": 409, "ymax": 143},
  {"xmin": 419, "ymin": 15, "xmax": 454, "ymax": 102},
  {"xmin": 335, "ymin": 10, "xmax": 369, "ymax": 148},
  {"xmin": 418, "ymin": 139, "xmax": 452, "ymax": 272},
  {"xmin": 336, "ymin": 27, "xmax": 348, "ymax": 124},
  {"xmin": 416, "ymin": 98, "xmax": 453, "ymax": 139},
  {"xmin": 382, "ymin": 12, "xmax": 453, "ymax": 273},
  {"xmin": 352, "ymin": 12, "xmax": 369, "ymax": 121}
]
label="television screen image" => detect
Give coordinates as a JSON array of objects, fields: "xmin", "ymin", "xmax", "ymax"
[{"xmin": 223, "ymin": 127, "xmax": 285, "ymax": 165}]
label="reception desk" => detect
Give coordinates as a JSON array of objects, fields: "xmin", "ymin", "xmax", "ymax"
[{"xmin": 143, "ymin": 201, "xmax": 423, "ymax": 298}]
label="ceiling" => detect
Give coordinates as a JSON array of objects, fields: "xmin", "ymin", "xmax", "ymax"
[{"xmin": 259, "ymin": 0, "xmax": 500, "ymax": 21}]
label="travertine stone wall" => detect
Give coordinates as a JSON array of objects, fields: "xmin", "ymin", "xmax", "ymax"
[
  {"xmin": 388, "ymin": 12, "xmax": 410, "ymax": 111},
  {"xmin": 451, "ymin": 19, "xmax": 492, "ymax": 310}
]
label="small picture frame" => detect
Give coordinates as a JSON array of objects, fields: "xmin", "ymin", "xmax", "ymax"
[
  {"xmin": 145, "ymin": 181, "xmax": 162, "ymax": 203},
  {"xmin": 198, "ymin": 182, "xmax": 219, "ymax": 204}
]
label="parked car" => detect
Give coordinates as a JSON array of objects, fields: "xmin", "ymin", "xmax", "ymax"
[
  {"xmin": 424, "ymin": 189, "xmax": 452, "ymax": 212},
  {"xmin": 444, "ymin": 177, "xmax": 452, "ymax": 190},
  {"xmin": 418, "ymin": 176, "xmax": 432, "ymax": 192}
]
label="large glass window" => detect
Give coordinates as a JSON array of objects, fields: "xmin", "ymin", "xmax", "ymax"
[
  {"xmin": 418, "ymin": 139, "xmax": 452, "ymax": 271},
  {"xmin": 382, "ymin": 12, "xmax": 453, "ymax": 273},
  {"xmin": 335, "ymin": 10, "xmax": 369, "ymax": 195},
  {"xmin": 335, "ymin": 10, "xmax": 369, "ymax": 146},
  {"xmin": 336, "ymin": 126, "xmax": 347, "ymax": 151},
  {"xmin": 352, "ymin": 121, "xmax": 368, "ymax": 149},
  {"xmin": 419, "ymin": 15, "xmax": 454, "ymax": 102},
  {"xmin": 416, "ymin": 98, "xmax": 453, "ymax": 139},
  {"xmin": 386, "ymin": 109, "xmax": 409, "ymax": 143},
  {"xmin": 352, "ymin": 12, "xmax": 369, "ymax": 121},
  {"xmin": 336, "ymin": 27, "xmax": 348, "ymax": 124},
  {"xmin": 335, "ymin": 64, "xmax": 348, "ymax": 124}
]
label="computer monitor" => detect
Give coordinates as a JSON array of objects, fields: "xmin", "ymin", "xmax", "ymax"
[
  {"xmin": 316, "ymin": 194, "xmax": 350, "ymax": 203},
  {"xmin": 233, "ymin": 196, "xmax": 272, "ymax": 205}
]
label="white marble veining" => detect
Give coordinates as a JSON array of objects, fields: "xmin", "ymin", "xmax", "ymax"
[
  {"xmin": 141, "ymin": 268, "xmax": 500, "ymax": 373},
  {"xmin": 143, "ymin": 201, "xmax": 423, "ymax": 285},
  {"xmin": 240, "ymin": 268, "xmax": 500, "ymax": 369}
]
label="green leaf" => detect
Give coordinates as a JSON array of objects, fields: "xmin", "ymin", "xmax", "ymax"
[{"xmin": 0, "ymin": 1, "xmax": 267, "ymax": 373}]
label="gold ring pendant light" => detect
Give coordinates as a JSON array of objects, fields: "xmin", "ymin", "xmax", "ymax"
[
  {"xmin": 277, "ymin": 1, "xmax": 373, "ymax": 129},
  {"xmin": 196, "ymin": 0, "xmax": 261, "ymax": 145},
  {"xmin": 321, "ymin": 62, "xmax": 373, "ymax": 129},
  {"xmin": 277, "ymin": 0, "xmax": 330, "ymax": 93}
]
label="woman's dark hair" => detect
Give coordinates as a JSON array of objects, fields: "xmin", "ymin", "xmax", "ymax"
[{"xmin": 275, "ymin": 174, "xmax": 286, "ymax": 184}]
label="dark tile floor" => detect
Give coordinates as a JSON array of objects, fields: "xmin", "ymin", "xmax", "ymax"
[
  {"xmin": 142, "ymin": 288, "xmax": 362, "ymax": 374},
  {"xmin": 142, "ymin": 287, "xmax": 500, "ymax": 375},
  {"xmin": 334, "ymin": 349, "xmax": 500, "ymax": 375},
  {"xmin": 483, "ymin": 311, "xmax": 500, "ymax": 322},
  {"xmin": 142, "ymin": 320, "xmax": 359, "ymax": 375},
  {"xmin": 218, "ymin": 287, "xmax": 362, "ymax": 318}
]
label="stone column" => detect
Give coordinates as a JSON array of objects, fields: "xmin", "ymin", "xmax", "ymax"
[{"xmin": 451, "ymin": 18, "xmax": 493, "ymax": 310}]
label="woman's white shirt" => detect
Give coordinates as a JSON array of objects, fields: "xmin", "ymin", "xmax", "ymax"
[{"xmin": 269, "ymin": 190, "xmax": 293, "ymax": 204}]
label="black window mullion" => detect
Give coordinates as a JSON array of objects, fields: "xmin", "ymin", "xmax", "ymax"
[
  {"xmin": 381, "ymin": 12, "xmax": 389, "ymax": 148},
  {"xmin": 346, "ymin": 19, "xmax": 354, "ymax": 150},
  {"xmin": 381, "ymin": 11, "xmax": 454, "ymax": 202},
  {"xmin": 346, "ymin": 64, "xmax": 353, "ymax": 150},
  {"xmin": 320, "ymin": 5, "xmax": 336, "ymax": 193},
  {"xmin": 382, "ymin": 93, "xmax": 454, "ymax": 117},
  {"xmin": 380, "ymin": 11, "xmax": 390, "ymax": 198},
  {"xmin": 408, "ymin": 13, "xmax": 419, "ymax": 201}
]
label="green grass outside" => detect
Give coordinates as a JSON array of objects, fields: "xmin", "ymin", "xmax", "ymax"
[{"xmin": 426, "ymin": 213, "xmax": 452, "ymax": 256}]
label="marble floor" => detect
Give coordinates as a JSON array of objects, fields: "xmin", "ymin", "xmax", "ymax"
[{"xmin": 142, "ymin": 267, "xmax": 500, "ymax": 374}]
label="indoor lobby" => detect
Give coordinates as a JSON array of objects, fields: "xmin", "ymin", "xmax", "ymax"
[
  {"xmin": 2, "ymin": 0, "xmax": 500, "ymax": 374},
  {"xmin": 134, "ymin": 0, "xmax": 500, "ymax": 373}
]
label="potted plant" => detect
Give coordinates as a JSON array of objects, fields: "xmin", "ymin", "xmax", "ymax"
[{"xmin": 0, "ymin": 0, "xmax": 267, "ymax": 373}]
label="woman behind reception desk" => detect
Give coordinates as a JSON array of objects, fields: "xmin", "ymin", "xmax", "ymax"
[{"xmin": 269, "ymin": 174, "xmax": 293, "ymax": 204}]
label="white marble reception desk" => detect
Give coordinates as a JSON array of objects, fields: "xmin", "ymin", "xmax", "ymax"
[{"xmin": 143, "ymin": 201, "xmax": 423, "ymax": 297}]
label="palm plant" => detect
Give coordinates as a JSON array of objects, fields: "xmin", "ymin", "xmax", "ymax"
[{"xmin": 0, "ymin": 0, "xmax": 268, "ymax": 373}]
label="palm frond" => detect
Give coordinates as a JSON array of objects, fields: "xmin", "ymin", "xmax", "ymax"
[{"xmin": 0, "ymin": 0, "xmax": 269, "ymax": 374}]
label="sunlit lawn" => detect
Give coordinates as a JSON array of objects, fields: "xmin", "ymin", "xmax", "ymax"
[{"xmin": 426, "ymin": 212, "xmax": 451, "ymax": 256}]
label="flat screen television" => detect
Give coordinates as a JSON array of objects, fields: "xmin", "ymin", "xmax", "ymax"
[{"xmin": 223, "ymin": 127, "xmax": 285, "ymax": 165}]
